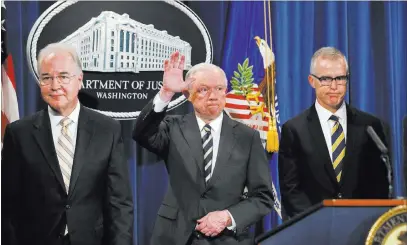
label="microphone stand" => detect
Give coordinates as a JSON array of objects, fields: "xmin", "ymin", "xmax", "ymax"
[{"xmin": 380, "ymin": 153, "xmax": 393, "ymax": 199}]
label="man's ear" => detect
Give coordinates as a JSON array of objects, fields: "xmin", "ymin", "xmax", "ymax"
[
  {"xmin": 308, "ymin": 75, "xmax": 315, "ymax": 89},
  {"xmin": 182, "ymin": 90, "xmax": 190, "ymax": 101},
  {"xmin": 77, "ymin": 72, "xmax": 84, "ymax": 90}
]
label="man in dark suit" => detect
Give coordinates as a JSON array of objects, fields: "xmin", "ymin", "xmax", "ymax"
[
  {"xmin": 133, "ymin": 51, "xmax": 273, "ymax": 245},
  {"xmin": 1, "ymin": 43, "xmax": 134, "ymax": 245},
  {"xmin": 278, "ymin": 47, "xmax": 389, "ymax": 219}
]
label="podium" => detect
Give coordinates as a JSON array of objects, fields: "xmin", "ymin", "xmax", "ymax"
[{"xmin": 256, "ymin": 199, "xmax": 407, "ymax": 245}]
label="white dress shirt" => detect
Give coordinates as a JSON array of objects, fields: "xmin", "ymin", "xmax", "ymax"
[
  {"xmin": 48, "ymin": 102, "xmax": 80, "ymax": 150},
  {"xmin": 314, "ymin": 100, "xmax": 347, "ymax": 162},
  {"xmin": 153, "ymin": 93, "xmax": 236, "ymax": 230}
]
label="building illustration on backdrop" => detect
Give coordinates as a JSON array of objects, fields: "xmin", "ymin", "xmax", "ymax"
[{"xmin": 59, "ymin": 11, "xmax": 192, "ymax": 73}]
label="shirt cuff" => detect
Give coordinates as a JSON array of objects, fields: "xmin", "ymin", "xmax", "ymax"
[
  {"xmin": 226, "ymin": 210, "xmax": 236, "ymax": 231},
  {"xmin": 153, "ymin": 92, "xmax": 170, "ymax": 112}
]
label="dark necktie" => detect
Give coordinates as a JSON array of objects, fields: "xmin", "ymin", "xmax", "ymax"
[{"xmin": 202, "ymin": 124, "xmax": 213, "ymax": 183}]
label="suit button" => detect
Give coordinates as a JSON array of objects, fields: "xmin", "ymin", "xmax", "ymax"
[
  {"xmin": 65, "ymin": 204, "xmax": 71, "ymax": 209},
  {"xmin": 337, "ymin": 193, "xmax": 343, "ymax": 199},
  {"xmin": 200, "ymin": 193, "xmax": 206, "ymax": 198},
  {"xmin": 194, "ymin": 231, "xmax": 201, "ymax": 238}
]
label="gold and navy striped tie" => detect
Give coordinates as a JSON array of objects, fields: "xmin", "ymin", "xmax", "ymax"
[{"xmin": 330, "ymin": 115, "xmax": 345, "ymax": 182}]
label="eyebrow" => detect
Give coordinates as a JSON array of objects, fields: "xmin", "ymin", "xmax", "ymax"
[
  {"xmin": 197, "ymin": 84, "xmax": 226, "ymax": 87},
  {"xmin": 40, "ymin": 72, "xmax": 70, "ymax": 76},
  {"xmin": 320, "ymin": 74, "xmax": 347, "ymax": 77}
]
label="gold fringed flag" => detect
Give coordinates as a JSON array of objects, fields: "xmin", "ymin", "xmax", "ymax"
[
  {"xmin": 225, "ymin": 35, "xmax": 280, "ymax": 153},
  {"xmin": 221, "ymin": 0, "xmax": 283, "ymax": 229}
]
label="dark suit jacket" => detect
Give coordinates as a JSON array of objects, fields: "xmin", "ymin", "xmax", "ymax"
[
  {"xmin": 133, "ymin": 100, "xmax": 273, "ymax": 245},
  {"xmin": 278, "ymin": 104, "xmax": 389, "ymax": 219},
  {"xmin": 1, "ymin": 106, "xmax": 134, "ymax": 245}
]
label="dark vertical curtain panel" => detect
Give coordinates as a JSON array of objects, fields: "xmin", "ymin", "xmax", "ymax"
[{"xmin": 5, "ymin": 1, "xmax": 406, "ymax": 244}]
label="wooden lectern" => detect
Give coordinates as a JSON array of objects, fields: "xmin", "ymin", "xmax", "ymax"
[{"xmin": 256, "ymin": 199, "xmax": 407, "ymax": 245}]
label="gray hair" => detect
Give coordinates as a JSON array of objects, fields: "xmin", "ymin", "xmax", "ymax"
[
  {"xmin": 310, "ymin": 47, "xmax": 349, "ymax": 74},
  {"xmin": 185, "ymin": 63, "xmax": 228, "ymax": 86},
  {"xmin": 37, "ymin": 43, "xmax": 82, "ymax": 74}
]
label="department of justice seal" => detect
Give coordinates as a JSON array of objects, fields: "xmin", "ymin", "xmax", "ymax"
[
  {"xmin": 27, "ymin": 0, "xmax": 212, "ymax": 120},
  {"xmin": 366, "ymin": 205, "xmax": 407, "ymax": 245}
]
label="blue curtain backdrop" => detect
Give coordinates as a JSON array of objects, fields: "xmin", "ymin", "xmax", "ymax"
[{"xmin": 4, "ymin": 1, "xmax": 406, "ymax": 245}]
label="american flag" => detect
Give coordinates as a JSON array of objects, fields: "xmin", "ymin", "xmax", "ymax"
[
  {"xmin": 225, "ymin": 86, "xmax": 271, "ymax": 148},
  {"xmin": 1, "ymin": 0, "xmax": 19, "ymax": 147}
]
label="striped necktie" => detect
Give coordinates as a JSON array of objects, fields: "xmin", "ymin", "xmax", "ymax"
[
  {"xmin": 330, "ymin": 115, "xmax": 345, "ymax": 182},
  {"xmin": 56, "ymin": 117, "xmax": 74, "ymax": 193},
  {"xmin": 202, "ymin": 124, "xmax": 213, "ymax": 183}
]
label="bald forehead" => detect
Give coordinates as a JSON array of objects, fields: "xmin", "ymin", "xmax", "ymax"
[
  {"xmin": 314, "ymin": 56, "xmax": 347, "ymax": 72},
  {"xmin": 40, "ymin": 52, "xmax": 79, "ymax": 73},
  {"xmin": 193, "ymin": 68, "xmax": 222, "ymax": 77},
  {"xmin": 191, "ymin": 70, "xmax": 226, "ymax": 86},
  {"xmin": 42, "ymin": 51, "xmax": 74, "ymax": 62}
]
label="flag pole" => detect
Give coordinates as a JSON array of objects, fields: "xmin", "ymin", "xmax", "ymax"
[{"xmin": 264, "ymin": 0, "xmax": 279, "ymax": 152}]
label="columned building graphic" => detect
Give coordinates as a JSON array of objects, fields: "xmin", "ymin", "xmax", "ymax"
[{"xmin": 60, "ymin": 11, "xmax": 192, "ymax": 73}]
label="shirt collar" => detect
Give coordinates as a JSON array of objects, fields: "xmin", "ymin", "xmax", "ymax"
[
  {"xmin": 196, "ymin": 113, "xmax": 223, "ymax": 133},
  {"xmin": 48, "ymin": 101, "xmax": 81, "ymax": 128},
  {"xmin": 315, "ymin": 99, "xmax": 347, "ymax": 122}
]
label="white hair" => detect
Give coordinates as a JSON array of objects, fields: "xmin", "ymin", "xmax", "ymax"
[
  {"xmin": 310, "ymin": 47, "xmax": 349, "ymax": 74},
  {"xmin": 37, "ymin": 43, "xmax": 82, "ymax": 74},
  {"xmin": 185, "ymin": 63, "xmax": 228, "ymax": 86}
]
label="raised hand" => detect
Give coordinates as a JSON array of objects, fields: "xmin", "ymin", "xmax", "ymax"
[{"xmin": 159, "ymin": 51, "xmax": 194, "ymax": 101}]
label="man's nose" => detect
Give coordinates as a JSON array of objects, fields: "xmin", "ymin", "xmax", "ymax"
[
  {"xmin": 50, "ymin": 79, "xmax": 62, "ymax": 90},
  {"xmin": 329, "ymin": 80, "xmax": 338, "ymax": 90},
  {"xmin": 208, "ymin": 90, "xmax": 218, "ymax": 100}
]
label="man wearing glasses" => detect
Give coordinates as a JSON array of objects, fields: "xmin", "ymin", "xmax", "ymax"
[
  {"xmin": 278, "ymin": 47, "xmax": 389, "ymax": 219},
  {"xmin": 2, "ymin": 43, "xmax": 134, "ymax": 245},
  {"xmin": 133, "ymin": 51, "xmax": 273, "ymax": 245}
]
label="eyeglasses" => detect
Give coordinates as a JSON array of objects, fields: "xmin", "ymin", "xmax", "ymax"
[
  {"xmin": 39, "ymin": 74, "xmax": 76, "ymax": 86},
  {"xmin": 196, "ymin": 86, "xmax": 227, "ymax": 97},
  {"xmin": 310, "ymin": 74, "xmax": 349, "ymax": 86}
]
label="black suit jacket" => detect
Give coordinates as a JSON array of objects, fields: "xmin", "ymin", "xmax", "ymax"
[
  {"xmin": 278, "ymin": 104, "xmax": 389, "ymax": 219},
  {"xmin": 1, "ymin": 106, "xmax": 133, "ymax": 245},
  {"xmin": 133, "ymin": 100, "xmax": 273, "ymax": 245}
]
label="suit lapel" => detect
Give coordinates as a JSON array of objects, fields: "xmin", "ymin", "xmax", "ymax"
[
  {"xmin": 68, "ymin": 106, "xmax": 94, "ymax": 196},
  {"xmin": 307, "ymin": 105, "xmax": 339, "ymax": 187},
  {"xmin": 205, "ymin": 113, "xmax": 237, "ymax": 190},
  {"xmin": 180, "ymin": 112, "xmax": 205, "ymax": 176},
  {"xmin": 32, "ymin": 109, "xmax": 67, "ymax": 193}
]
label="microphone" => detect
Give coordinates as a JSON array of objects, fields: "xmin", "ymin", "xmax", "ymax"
[
  {"xmin": 366, "ymin": 125, "xmax": 393, "ymax": 199},
  {"xmin": 366, "ymin": 126, "xmax": 388, "ymax": 154}
]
